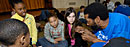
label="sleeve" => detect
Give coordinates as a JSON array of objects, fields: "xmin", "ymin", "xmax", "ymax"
[
  {"xmin": 44, "ymin": 23, "xmax": 55, "ymax": 43},
  {"xmin": 114, "ymin": 6, "xmax": 120, "ymax": 12},
  {"xmin": 77, "ymin": 11, "xmax": 80, "ymax": 18},
  {"xmin": 114, "ymin": 7, "xmax": 118, "ymax": 12},
  {"xmin": 31, "ymin": 16, "xmax": 38, "ymax": 44},
  {"xmin": 61, "ymin": 23, "xmax": 65, "ymax": 41}
]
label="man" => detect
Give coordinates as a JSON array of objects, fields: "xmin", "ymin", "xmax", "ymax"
[
  {"xmin": 82, "ymin": 2, "xmax": 130, "ymax": 44},
  {"xmin": 9, "ymin": 0, "xmax": 37, "ymax": 47},
  {"xmin": 0, "ymin": 19, "xmax": 30, "ymax": 47}
]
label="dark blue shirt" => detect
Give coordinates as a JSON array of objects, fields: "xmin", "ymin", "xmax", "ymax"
[{"xmin": 114, "ymin": 5, "xmax": 130, "ymax": 16}]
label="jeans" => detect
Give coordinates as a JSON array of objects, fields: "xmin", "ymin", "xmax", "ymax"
[{"xmin": 37, "ymin": 37, "xmax": 68, "ymax": 47}]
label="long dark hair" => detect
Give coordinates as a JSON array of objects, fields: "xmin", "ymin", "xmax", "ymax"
[{"xmin": 64, "ymin": 7, "xmax": 78, "ymax": 39}]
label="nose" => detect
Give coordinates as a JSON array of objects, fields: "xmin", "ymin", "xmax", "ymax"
[{"xmin": 22, "ymin": 9, "xmax": 26, "ymax": 13}]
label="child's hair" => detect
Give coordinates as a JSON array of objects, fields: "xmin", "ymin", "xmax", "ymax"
[
  {"xmin": 115, "ymin": 1, "xmax": 121, "ymax": 6},
  {"xmin": 64, "ymin": 7, "xmax": 78, "ymax": 39},
  {"xmin": 8, "ymin": 0, "xmax": 24, "ymax": 8},
  {"xmin": 0, "ymin": 19, "xmax": 29, "ymax": 46},
  {"xmin": 47, "ymin": 14, "xmax": 58, "ymax": 21},
  {"xmin": 48, "ymin": 14, "xmax": 57, "ymax": 18},
  {"xmin": 84, "ymin": 2, "xmax": 109, "ymax": 21},
  {"xmin": 75, "ymin": 21, "xmax": 93, "ymax": 32},
  {"xmin": 80, "ymin": 6, "xmax": 85, "ymax": 9}
]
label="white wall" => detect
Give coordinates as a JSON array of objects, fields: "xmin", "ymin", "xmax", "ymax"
[
  {"xmin": 52, "ymin": 0, "xmax": 88, "ymax": 8},
  {"xmin": 52, "ymin": 0, "xmax": 124, "ymax": 12}
]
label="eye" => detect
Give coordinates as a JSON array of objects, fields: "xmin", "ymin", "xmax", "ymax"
[
  {"xmin": 19, "ymin": 8, "xmax": 22, "ymax": 11},
  {"xmin": 67, "ymin": 16, "xmax": 71, "ymax": 18},
  {"xmin": 23, "ymin": 7, "xmax": 26, "ymax": 9},
  {"xmin": 72, "ymin": 16, "xmax": 75, "ymax": 17}
]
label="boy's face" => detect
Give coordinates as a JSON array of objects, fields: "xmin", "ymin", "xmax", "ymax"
[
  {"xmin": 13, "ymin": 3, "xmax": 26, "ymax": 17},
  {"xmin": 15, "ymin": 33, "xmax": 30, "ymax": 47},
  {"xmin": 81, "ymin": 8, "xmax": 85, "ymax": 12},
  {"xmin": 49, "ymin": 17, "xmax": 58, "ymax": 28}
]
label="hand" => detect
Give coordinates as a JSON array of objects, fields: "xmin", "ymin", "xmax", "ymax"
[
  {"xmin": 32, "ymin": 44, "xmax": 37, "ymax": 47},
  {"xmin": 81, "ymin": 29, "xmax": 97, "ymax": 42},
  {"xmin": 54, "ymin": 37, "xmax": 62, "ymax": 42},
  {"xmin": 81, "ymin": 32, "xmax": 95, "ymax": 42},
  {"xmin": 81, "ymin": 30, "xmax": 105, "ymax": 43},
  {"xmin": 54, "ymin": 41, "xmax": 58, "ymax": 44}
]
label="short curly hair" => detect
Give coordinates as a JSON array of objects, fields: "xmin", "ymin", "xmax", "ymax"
[
  {"xmin": 0, "ymin": 19, "xmax": 29, "ymax": 46},
  {"xmin": 84, "ymin": 2, "xmax": 109, "ymax": 21}
]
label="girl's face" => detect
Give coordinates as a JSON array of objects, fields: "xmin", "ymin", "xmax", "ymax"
[{"xmin": 67, "ymin": 12, "xmax": 75, "ymax": 24}]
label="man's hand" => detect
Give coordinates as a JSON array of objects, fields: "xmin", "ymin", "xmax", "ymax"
[{"xmin": 81, "ymin": 29, "xmax": 105, "ymax": 43}]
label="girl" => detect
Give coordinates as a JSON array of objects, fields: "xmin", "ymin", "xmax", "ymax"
[
  {"xmin": 64, "ymin": 7, "xmax": 87, "ymax": 47},
  {"xmin": 37, "ymin": 14, "xmax": 68, "ymax": 47}
]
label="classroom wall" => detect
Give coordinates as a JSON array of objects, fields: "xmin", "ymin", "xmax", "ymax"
[
  {"xmin": 52, "ymin": 0, "xmax": 124, "ymax": 12},
  {"xmin": 52, "ymin": 0, "xmax": 95, "ymax": 12},
  {"xmin": 52, "ymin": 0, "xmax": 87, "ymax": 8}
]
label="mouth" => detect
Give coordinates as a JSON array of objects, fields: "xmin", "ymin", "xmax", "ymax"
[
  {"xmin": 22, "ymin": 13, "xmax": 26, "ymax": 16},
  {"xmin": 70, "ymin": 21, "xmax": 74, "ymax": 23}
]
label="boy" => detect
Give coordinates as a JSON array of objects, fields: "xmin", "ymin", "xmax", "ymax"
[
  {"xmin": 9, "ymin": 0, "xmax": 37, "ymax": 46},
  {"xmin": 0, "ymin": 19, "xmax": 30, "ymax": 47},
  {"xmin": 77, "ymin": 6, "xmax": 87, "ymax": 24},
  {"xmin": 37, "ymin": 14, "xmax": 68, "ymax": 47}
]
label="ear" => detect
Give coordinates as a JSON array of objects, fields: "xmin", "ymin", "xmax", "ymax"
[
  {"xmin": 84, "ymin": 14, "xmax": 89, "ymax": 18},
  {"xmin": 12, "ymin": 8, "xmax": 15, "ymax": 12},
  {"xmin": 94, "ymin": 16, "xmax": 101, "ymax": 25},
  {"xmin": 20, "ymin": 35, "xmax": 26, "ymax": 46}
]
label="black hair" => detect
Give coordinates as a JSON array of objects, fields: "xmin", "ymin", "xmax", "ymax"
[
  {"xmin": 84, "ymin": 2, "xmax": 109, "ymax": 21},
  {"xmin": 124, "ymin": 0, "xmax": 130, "ymax": 5},
  {"xmin": 80, "ymin": 6, "xmax": 85, "ymax": 9},
  {"xmin": 115, "ymin": 1, "xmax": 121, "ymax": 6},
  {"xmin": 0, "ymin": 19, "xmax": 29, "ymax": 46},
  {"xmin": 47, "ymin": 13, "xmax": 58, "ymax": 21},
  {"xmin": 8, "ymin": 0, "xmax": 24, "ymax": 8},
  {"xmin": 102, "ymin": 1, "xmax": 107, "ymax": 7},
  {"xmin": 48, "ymin": 14, "xmax": 57, "ymax": 18},
  {"xmin": 64, "ymin": 7, "xmax": 77, "ymax": 24},
  {"xmin": 64, "ymin": 7, "xmax": 77, "ymax": 39}
]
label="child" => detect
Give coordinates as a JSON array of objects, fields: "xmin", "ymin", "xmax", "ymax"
[
  {"xmin": 9, "ymin": 0, "xmax": 37, "ymax": 46},
  {"xmin": 64, "ymin": 7, "xmax": 87, "ymax": 47},
  {"xmin": 77, "ymin": 6, "xmax": 85, "ymax": 19},
  {"xmin": 37, "ymin": 14, "xmax": 68, "ymax": 47},
  {"xmin": 77, "ymin": 6, "xmax": 87, "ymax": 24},
  {"xmin": 0, "ymin": 19, "xmax": 30, "ymax": 47}
]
